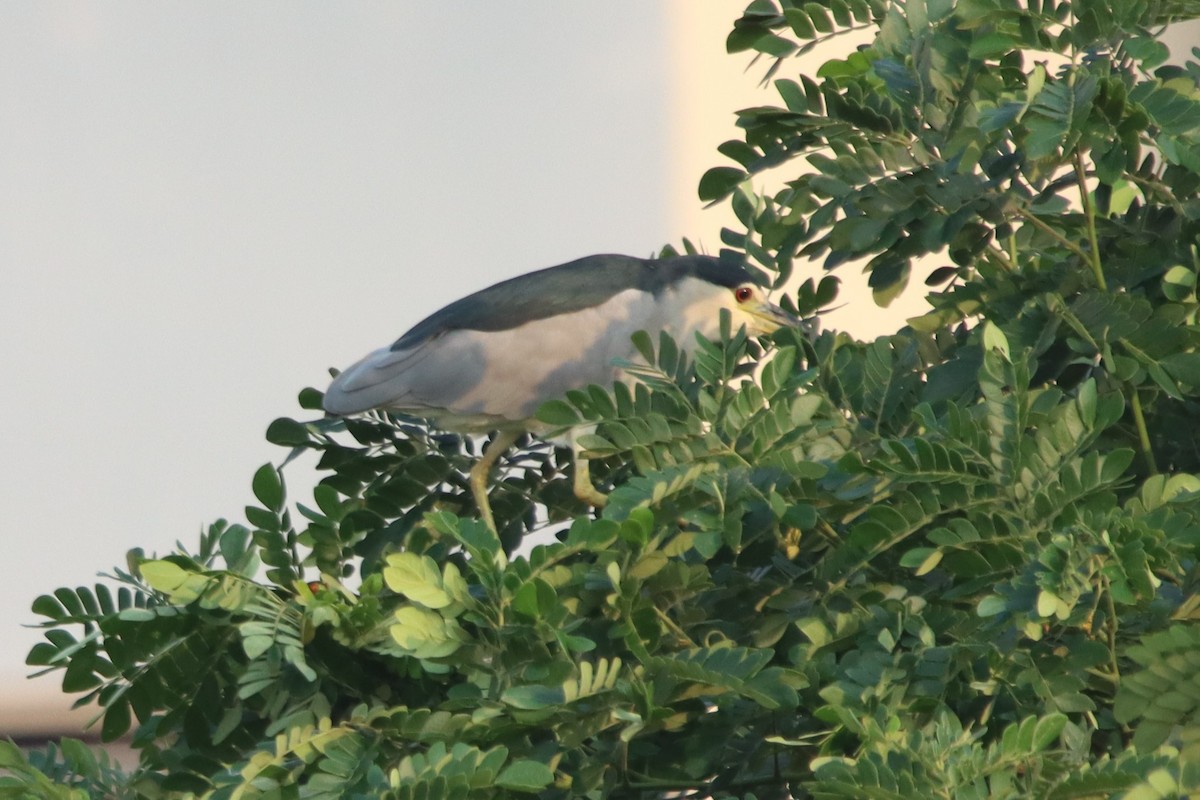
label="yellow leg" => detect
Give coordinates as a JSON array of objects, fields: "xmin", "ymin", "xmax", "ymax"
[
  {"xmin": 571, "ymin": 434, "xmax": 607, "ymax": 509},
  {"xmin": 468, "ymin": 429, "xmax": 521, "ymax": 532}
]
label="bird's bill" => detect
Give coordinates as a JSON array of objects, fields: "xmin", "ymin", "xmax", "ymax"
[{"xmin": 745, "ymin": 298, "xmax": 802, "ymax": 334}]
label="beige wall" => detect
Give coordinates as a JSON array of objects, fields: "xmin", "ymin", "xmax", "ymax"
[{"xmin": 668, "ymin": 1, "xmax": 931, "ymax": 338}]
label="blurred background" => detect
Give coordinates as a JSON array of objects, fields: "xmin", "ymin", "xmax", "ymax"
[{"xmin": 10, "ymin": 3, "xmax": 1191, "ymax": 744}]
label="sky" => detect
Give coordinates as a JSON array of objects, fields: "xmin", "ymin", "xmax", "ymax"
[{"xmin": 0, "ymin": 2, "xmax": 718, "ymax": 727}]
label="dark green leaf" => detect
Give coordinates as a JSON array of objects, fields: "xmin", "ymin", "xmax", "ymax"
[
  {"xmin": 496, "ymin": 760, "xmax": 554, "ymax": 792},
  {"xmin": 251, "ymin": 464, "xmax": 284, "ymax": 512},
  {"xmin": 699, "ymin": 167, "xmax": 746, "ymax": 202}
]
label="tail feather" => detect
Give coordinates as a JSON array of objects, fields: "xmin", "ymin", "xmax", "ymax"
[{"xmin": 323, "ymin": 346, "xmax": 429, "ymax": 415}]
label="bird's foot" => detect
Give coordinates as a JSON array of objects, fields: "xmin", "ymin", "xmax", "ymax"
[{"xmin": 572, "ymin": 457, "xmax": 608, "ymax": 509}]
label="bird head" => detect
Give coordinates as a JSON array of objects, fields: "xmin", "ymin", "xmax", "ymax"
[
  {"xmin": 658, "ymin": 255, "xmax": 800, "ymax": 342},
  {"xmin": 723, "ymin": 280, "xmax": 799, "ymax": 336}
]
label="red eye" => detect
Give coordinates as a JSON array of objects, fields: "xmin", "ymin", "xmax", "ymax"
[{"xmin": 735, "ymin": 286, "xmax": 754, "ymax": 303}]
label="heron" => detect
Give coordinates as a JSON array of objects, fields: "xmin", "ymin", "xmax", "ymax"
[{"xmin": 323, "ymin": 253, "xmax": 798, "ymax": 531}]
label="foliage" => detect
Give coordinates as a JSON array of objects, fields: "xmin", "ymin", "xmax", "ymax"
[{"xmin": 15, "ymin": 0, "xmax": 1200, "ymax": 797}]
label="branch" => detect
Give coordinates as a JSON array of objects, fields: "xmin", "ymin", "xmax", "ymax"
[
  {"xmin": 1012, "ymin": 205, "xmax": 1095, "ymax": 269},
  {"xmin": 1074, "ymin": 151, "xmax": 1107, "ymax": 290},
  {"xmin": 1129, "ymin": 390, "xmax": 1159, "ymax": 475}
]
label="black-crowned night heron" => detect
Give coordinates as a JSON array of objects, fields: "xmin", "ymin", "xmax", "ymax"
[{"xmin": 323, "ymin": 253, "xmax": 798, "ymax": 531}]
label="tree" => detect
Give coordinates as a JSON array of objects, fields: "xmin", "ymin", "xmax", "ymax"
[{"xmin": 11, "ymin": 0, "xmax": 1200, "ymax": 797}]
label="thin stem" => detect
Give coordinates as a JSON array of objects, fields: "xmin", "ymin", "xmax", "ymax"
[
  {"xmin": 1130, "ymin": 390, "xmax": 1159, "ymax": 474},
  {"xmin": 1013, "ymin": 205, "xmax": 1094, "ymax": 267},
  {"xmin": 1126, "ymin": 171, "xmax": 1185, "ymax": 214},
  {"xmin": 1074, "ymin": 151, "xmax": 1107, "ymax": 290},
  {"xmin": 1085, "ymin": 666, "xmax": 1120, "ymax": 686},
  {"xmin": 1103, "ymin": 575, "xmax": 1121, "ymax": 681},
  {"xmin": 985, "ymin": 241, "xmax": 1018, "ymax": 272},
  {"xmin": 654, "ymin": 606, "xmax": 698, "ymax": 648},
  {"xmin": 616, "ymin": 772, "xmax": 806, "ymax": 796}
]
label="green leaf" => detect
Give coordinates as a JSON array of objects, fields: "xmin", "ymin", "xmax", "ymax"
[
  {"xmin": 536, "ymin": 400, "xmax": 581, "ymax": 427},
  {"xmin": 496, "ymin": 760, "xmax": 554, "ymax": 792},
  {"xmin": 251, "ymin": 463, "xmax": 284, "ymax": 512},
  {"xmin": 775, "ymin": 78, "xmax": 809, "ymax": 111},
  {"xmin": 1162, "ymin": 265, "xmax": 1196, "ymax": 301},
  {"xmin": 297, "ymin": 386, "xmax": 324, "ymax": 409},
  {"xmin": 977, "ymin": 595, "xmax": 1007, "ymax": 617},
  {"xmin": 1123, "ymin": 36, "xmax": 1170, "ymax": 69},
  {"xmin": 900, "ymin": 547, "xmax": 943, "ymax": 576},
  {"xmin": 501, "ymin": 684, "xmax": 566, "ymax": 710},
  {"xmin": 139, "ymin": 560, "xmax": 190, "ymax": 593},
  {"xmin": 265, "ymin": 417, "xmax": 311, "ymax": 446},
  {"xmin": 1162, "ymin": 352, "xmax": 1200, "ymax": 387},
  {"xmin": 101, "ymin": 699, "xmax": 131, "ymax": 742},
  {"xmin": 242, "ymin": 633, "xmax": 274, "ymax": 660},
  {"xmin": 784, "ymin": 8, "xmax": 817, "ymax": 38},
  {"xmin": 384, "ymin": 553, "xmax": 453, "ymax": 609},
  {"xmin": 390, "ymin": 606, "xmax": 466, "ymax": 659},
  {"xmin": 512, "ymin": 579, "xmax": 556, "ymax": 619},
  {"xmin": 31, "ymin": 594, "xmax": 66, "ymax": 620},
  {"xmin": 981, "ymin": 322, "xmax": 1011, "ymax": 361},
  {"xmin": 433, "ymin": 513, "xmax": 503, "ymax": 564},
  {"xmin": 754, "ymin": 33, "xmax": 797, "ymax": 58},
  {"xmin": 699, "ymin": 166, "xmax": 746, "ymax": 202},
  {"xmin": 969, "ymin": 33, "xmax": 1017, "ymax": 58}
]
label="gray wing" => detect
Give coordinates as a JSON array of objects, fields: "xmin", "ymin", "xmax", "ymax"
[{"xmin": 322, "ymin": 340, "xmax": 471, "ymax": 417}]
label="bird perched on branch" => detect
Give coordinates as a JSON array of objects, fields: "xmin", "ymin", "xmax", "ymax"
[{"xmin": 323, "ymin": 253, "xmax": 798, "ymax": 531}]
